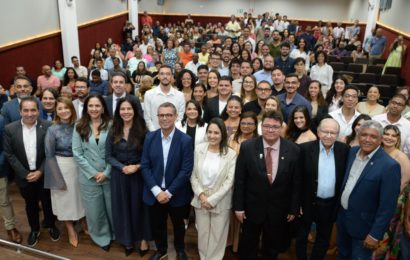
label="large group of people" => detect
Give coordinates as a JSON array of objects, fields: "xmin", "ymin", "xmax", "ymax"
[{"xmin": 0, "ymin": 10, "xmax": 409, "ymax": 260}]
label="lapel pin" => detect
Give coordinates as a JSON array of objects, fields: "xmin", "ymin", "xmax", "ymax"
[
  {"xmin": 281, "ymin": 156, "xmax": 284, "ymax": 160},
  {"xmin": 370, "ymin": 162, "xmax": 374, "ymax": 166},
  {"xmin": 259, "ymin": 154, "xmax": 263, "ymax": 159}
]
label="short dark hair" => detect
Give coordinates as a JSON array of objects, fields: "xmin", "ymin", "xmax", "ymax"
[
  {"xmin": 285, "ymin": 73, "xmax": 299, "ymax": 81},
  {"xmin": 13, "ymin": 75, "xmax": 32, "ymax": 86},
  {"xmin": 76, "ymin": 77, "xmax": 89, "ymax": 87},
  {"xmin": 71, "ymin": 56, "xmax": 78, "ymax": 61},
  {"xmin": 281, "ymin": 42, "xmax": 290, "ymax": 48},
  {"xmin": 91, "ymin": 69, "xmax": 101, "ymax": 77},
  {"xmin": 219, "ymin": 75, "xmax": 233, "ymax": 85},
  {"xmin": 197, "ymin": 64, "xmax": 209, "ymax": 72},
  {"xmin": 293, "ymin": 57, "xmax": 306, "ymax": 65},
  {"xmin": 262, "ymin": 110, "xmax": 283, "ymax": 125},
  {"xmin": 19, "ymin": 96, "xmax": 39, "ymax": 111},
  {"xmin": 314, "ymin": 50, "xmax": 328, "ymax": 63},
  {"xmin": 110, "ymin": 72, "xmax": 127, "ymax": 81},
  {"xmin": 342, "ymin": 85, "xmax": 359, "ymax": 96}
]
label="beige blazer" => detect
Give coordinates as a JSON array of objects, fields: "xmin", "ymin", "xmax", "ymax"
[{"xmin": 190, "ymin": 142, "xmax": 237, "ymax": 213}]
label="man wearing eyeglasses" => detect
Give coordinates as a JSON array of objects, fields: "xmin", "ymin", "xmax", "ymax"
[
  {"xmin": 141, "ymin": 102, "xmax": 193, "ymax": 260},
  {"xmin": 329, "ymin": 86, "xmax": 361, "ymax": 140},
  {"xmin": 295, "ymin": 118, "xmax": 350, "ymax": 260},
  {"xmin": 243, "ymin": 80, "xmax": 272, "ymax": 115},
  {"xmin": 143, "ymin": 65, "xmax": 185, "ymax": 131},
  {"xmin": 373, "ymin": 93, "xmax": 410, "ymax": 158},
  {"xmin": 233, "ymin": 111, "xmax": 301, "ymax": 260}
]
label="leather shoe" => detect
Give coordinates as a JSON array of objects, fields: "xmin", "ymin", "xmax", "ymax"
[
  {"xmin": 7, "ymin": 228, "xmax": 22, "ymax": 244},
  {"xmin": 27, "ymin": 231, "xmax": 40, "ymax": 247},
  {"xmin": 176, "ymin": 251, "xmax": 188, "ymax": 260},
  {"xmin": 149, "ymin": 251, "xmax": 168, "ymax": 260},
  {"xmin": 49, "ymin": 226, "xmax": 60, "ymax": 241}
]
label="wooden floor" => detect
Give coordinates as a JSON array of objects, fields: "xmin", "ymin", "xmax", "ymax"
[{"xmin": 0, "ymin": 183, "xmax": 338, "ymax": 260}]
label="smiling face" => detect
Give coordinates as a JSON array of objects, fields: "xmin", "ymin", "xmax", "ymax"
[
  {"xmin": 41, "ymin": 90, "xmax": 56, "ymax": 111},
  {"xmin": 20, "ymin": 100, "xmax": 39, "ymax": 126},
  {"xmin": 342, "ymin": 88, "xmax": 359, "ymax": 109},
  {"xmin": 239, "ymin": 117, "xmax": 256, "ymax": 135},
  {"xmin": 265, "ymin": 98, "xmax": 278, "ymax": 112},
  {"xmin": 119, "ymin": 101, "xmax": 134, "ymax": 124},
  {"xmin": 193, "ymin": 85, "xmax": 206, "ymax": 103},
  {"xmin": 157, "ymin": 106, "xmax": 177, "ymax": 132},
  {"xmin": 207, "ymin": 123, "xmax": 222, "ymax": 147},
  {"xmin": 334, "ymin": 79, "xmax": 346, "ymax": 94},
  {"xmin": 87, "ymin": 97, "xmax": 104, "ymax": 120},
  {"xmin": 359, "ymin": 127, "xmax": 382, "ymax": 155},
  {"xmin": 226, "ymin": 99, "xmax": 242, "ymax": 119},
  {"xmin": 56, "ymin": 101, "xmax": 72, "ymax": 122},
  {"xmin": 308, "ymin": 82, "xmax": 320, "ymax": 98},
  {"xmin": 207, "ymin": 72, "xmax": 219, "ymax": 88},
  {"xmin": 293, "ymin": 111, "xmax": 306, "ymax": 129},
  {"xmin": 382, "ymin": 128, "xmax": 400, "ymax": 148},
  {"xmin": 185, "ymin": 102, "xmax": 199, "ymax": 121},
  {"xmin": 367, "ymin": 86, "xmax": 380, "ymax": 101},
  {"xmin": 242, "ymin": 76, "xmax": 256, "ymax": 92},
  {"xmin": 218, "ymin": 80, "xmax": 232, "ymax": 98}
]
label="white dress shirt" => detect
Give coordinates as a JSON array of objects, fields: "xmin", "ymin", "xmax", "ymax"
[
  {"xmin": 22, "ymin": 120, "xmax": 37, "ymax": 170},
  {"xmin": 329, "ymin": 108, "xmax": 361, "ymax": 140},
  {"xmin": 310, "ymin": 63, "xmax": 334, "ymax": 91},
  {"xmin": 112, "ymin": 92, "xmax": 126, "ymax": 114},
  {"xmin": 143, "ymin": 86, "xmax": 185, "ymax": 131}
]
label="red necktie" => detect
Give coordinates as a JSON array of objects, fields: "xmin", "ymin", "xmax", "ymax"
[{"xmin": 266, "ymin": 147, "xmax": 273, "ymax": 184}]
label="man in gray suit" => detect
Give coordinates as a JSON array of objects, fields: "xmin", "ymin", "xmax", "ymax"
[
  {"xmin": 3, "ymin": 96, "xmax": 60, "ymax": 247},
  {"xmin": 72, "ymin": 77, "xmax": 90, "ymax": 119}
]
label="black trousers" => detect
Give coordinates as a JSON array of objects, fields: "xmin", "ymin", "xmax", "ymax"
[
  {"xmin": 238, "ymin": 217, "xmax": 290, "ymax": 260},
  {"xmin": 150, "ymin": 201, "xmax": 188, "ymax": 253},
  {"xmin": 19, "ymin": 180, "xmax": 55, "ymax": 232},
  {"xmin": 295, "ymin": 198, "xmax": 336, "ymax": 260}
]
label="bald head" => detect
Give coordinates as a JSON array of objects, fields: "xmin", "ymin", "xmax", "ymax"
[{"xmin": 42, "ymin": 65, "xmax": 51, "ymax": 76}]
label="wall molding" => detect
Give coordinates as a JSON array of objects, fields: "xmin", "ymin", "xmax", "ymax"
[
  {"xmin": 0, "ymin": 11, "xmax": 129, "ymax": 53},
  {"xmin": 376, "ymin": 21, "xmax": 410, "ymax": 39}
]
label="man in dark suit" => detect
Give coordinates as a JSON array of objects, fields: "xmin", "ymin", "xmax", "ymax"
[
  {"xmin": 203, "ymin": 75, "xmax": 233, "ymax": 123},
  {"xmin": 104, "ymin": 72, "xmax": 142, "ymax": 116},
  {"xmin": 233, "ymin": 111, "xmax": 301, "ymax": 259},
  {"xmin": 3, "ymin": 96, "xmax": 59, "ymax": 247},
  {"xmin": 1, "ymin": 75, "xmax": 33, "ymax": 124},
  {"xmin": 337, "ymin": 120, "xmax": 401, "ymax": 259},
  {"xmin": 141, "ymin": 102, "xmax": 193, "ymax": 260},
  {"xmin": 295, "ymin": 118, "xmax": 350, "ymax": 260}
]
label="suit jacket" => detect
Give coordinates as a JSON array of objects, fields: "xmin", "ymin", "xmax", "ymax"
[
  {"xmin": 339, "ymin": 146, "xmax": 401, "ymax": 240},
  {"xmin": 104, "ymin": 94, "xmax": 142, "ymax": 117},
  {"xmin": 72, "ymin": 125, "xmax": 112, "ymax": 185},
  {"xmin": 233, "ymin": 136, "xmax": 301, "ymax": 224},
  {"xmin": 299, "ymin": 140, "xmax": 350, "ymax": 221},
  {"xmin": 175, "ymin": 121, "xmax": 207, "ymax": 147},
  {"xmin": 203, "ymin": 96, "xmax": 224, "ymax": 123},
  {"xmin": 141, "ymin": 128, "xmax": 194, "ymax": 207},
  {"xmin": 1, "ymin": 98, "xmax": 43, "ymax": 124},
  {"xmin": 190, "ymin": 143, "xmax": 237, "ymax": 213},
  {"xmin": 3, "ymin": 119, "xmax": 51, "ymax": 187}
]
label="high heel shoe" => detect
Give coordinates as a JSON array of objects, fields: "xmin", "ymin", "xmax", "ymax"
[
  {"xmin": 124, "ymin": 246, "xmax": 134, "ymax": 256},
  {"xmin": 68, "ymin": 232, "xmax": 78, "ymax": 248}
]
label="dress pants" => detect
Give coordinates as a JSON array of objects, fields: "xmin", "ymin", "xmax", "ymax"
[
  {"xmin": 80, "ymin": 182, "xmax": 113, "ymax": 247},
  {"xmin": 19, "ymin": 179, "xmax": 55, "ymax": 232},
  {"xmin": 296, "ymin": 198, "xmax": 335, "ymax": 260},
  {"xmin": 150, "ymin": 201, "xmax": 187, "ymax": 253},
  {"xmin": 336, "ymin": 209, "xmax": 372, "ymax": 260},
  {"xmin": 239, "ymin": 218, "xmax": 284, "ymax": 260},
  {"xmin": 195, "ymin": 207, "xmax": 230, "ymax": 260},
  {"xmin": 0, "ymin": 177, "xmax": 16, "ymax": 230}
]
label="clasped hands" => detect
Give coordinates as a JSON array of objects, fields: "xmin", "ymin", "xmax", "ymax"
[
  {"xmin": 95, "ymin": 172, "xmax": 107, "ymax": 183},
  {"xmin": 26, "ymin": 170, "xmax": 42, "ymax": 182},
  {"xmin": 199, "ymin": 193, "xmax": 213, "ymax": 210},
  {"xmin": 122, "ymin": 164, "xmax": 140, "ymax": 175}
]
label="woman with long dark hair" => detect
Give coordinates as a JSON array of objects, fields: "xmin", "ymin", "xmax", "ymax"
[
  {"xmin": 63, "ymin": 67, "xmax": 78, "ymax": 94},
  {"xmin": 285, "ymin": 105, "xmax": 317, "ymax": 144},
  {"xmin": 106, "ymin": 97, "xmax": 151, "ymax": 256},
  {"xmin": 306, "ymin": 80, "xmax": 328, "ymax": 132},
  {"xmin": 343, "ymin": 114, "xmax": 371, "ymax": 146},
  {"xmin": 325, "ymin": 76, "xmax": 347, "ymax": 113},
  {"xmin": 383, "ymin": 35, "xmax": 407, "ymax": 74},
  {"xmin": 176, "ymin": 69, "xmax": 196, "ymax": 102},
  {"xmin": 72, "ymin": 94, "xmax": 113, "ymax": 251}
]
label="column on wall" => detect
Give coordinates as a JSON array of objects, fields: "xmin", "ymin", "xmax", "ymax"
[
  {"xmin": 57, "ymin": 0, "xmax": 80, "ymax": 66},
  {"xmin": 128, "ymin": 0, "xmax": 139, "ymax": 39},
  {"xmin": 364, "ymin": 0, "xmax": 381, "ymax": 39}
]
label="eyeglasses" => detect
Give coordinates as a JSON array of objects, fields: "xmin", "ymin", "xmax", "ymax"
[
  {"xmin": 343, "ymin": 94, "xmax": 358, "ymax": 99},
  {"xmin": 319, "ymin": 129, "xmax": 338, "ymax": 137},
  {"xmin": 390, "ymin": 100, "xmax": 405, "ymax": 107},
  {"xmin": 257, "ymin": 87, "xmax": 272, "ymax": 92},
  {"xmin": 157, "ymin": 113, "xmax": 174, "ymax": 118},
  {"xmin": 240, "ymin": 122, "xmax": 256, "ymax": 126},
  {"xmin": 262, "ymin": 124, "xmax": 281, "ymax": 131}
]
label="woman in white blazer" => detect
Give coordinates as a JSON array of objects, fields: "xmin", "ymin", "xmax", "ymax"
[
  {"xmin": 190, "ymin": 117, "xmax": 237, "ymax": 260},
  {"xmin": 176, "ymin": 100, "xmax": 207, "ymax": 150}
]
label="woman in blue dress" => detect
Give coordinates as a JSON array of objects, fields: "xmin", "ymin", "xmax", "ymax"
[{"xmin": 106, "ymin": 97, "xmax": 151, "ymax": 256}]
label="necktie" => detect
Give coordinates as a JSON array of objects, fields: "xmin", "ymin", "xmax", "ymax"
[
  {"xmin": 47, "ymin": 113, "xmax": 53, "ymax": 121},
  {"xmin": 266, "ymin": 147, "xmax": 273, "ymax": 184}
]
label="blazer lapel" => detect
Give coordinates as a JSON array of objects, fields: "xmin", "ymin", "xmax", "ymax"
[
  {"xmin": 165, "ymin": 130, "xmax": 178, "ymax": 173},
  {"xmin": 196, "ymin": 143, "xmax": 208, "ymax": 184},
  {"xmin": 255, "ymin": 137, "xmax": 267, "ymax": 178},
  {"xmin": 16, "ymin": 124, "xmax": 29, "ymax": 167},
  {"xmin": 275, "ymin": 138, "xmax": 289, "ymax": 183},
  {"xmin": 354, "ymin": 149, "xmax": 381, "ymax": 187}
]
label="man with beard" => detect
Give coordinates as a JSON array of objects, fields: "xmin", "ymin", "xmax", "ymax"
[
  {"xmin": 271, "ymin": 67, "xmax": 286, "ymax": 96},
  {"xmin": 274, "ymin": 42, "xmax": 294, "ymax": 75},
  {"xmin": 373, "ymin": 94, "xmax": 410, "ymax": 158},
  {"xmin": 269, "ymin": 31, "xmax": 282, "ymax": 58},
  {"xmin": 254, "ymin": 55, "xmax": 274, "ymax": 84},
  {"xmin": 72, "ymin": 77, "xmax": 89, "ymax": 119},
  {"xmin": 219, "ymin": 48, "xmax": 232, "ymax": 76},
  {"xmin": 144, "ymin": 65, "xmax": 185, "ymax": 131},
  {"xmin": 243, "ymin": 80, "xmax": 272, "ymax": 115}
]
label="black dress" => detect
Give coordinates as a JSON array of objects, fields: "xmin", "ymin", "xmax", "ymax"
[{"xmin": 106, "ymin": 133, "xmax": 151, "ymax": 247}]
